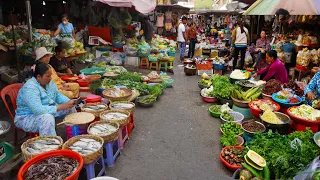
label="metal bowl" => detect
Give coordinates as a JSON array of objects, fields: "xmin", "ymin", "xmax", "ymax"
[
  {"xmin": 241, "ymin": 120, "xmax": 266, "ymax": 137},
  {"xmin": 259, "ymin": 112, "xmax": 292, "ymax": 135},
  {"xmin": 0, "ymin": 121, "xmax": 11, "ymax": 138},
  {"xmin": 231, "ymin": 97, "xmax": 249, "ymax": 108},
  {"xmin": 198, "ymin": 81, "xmax": 209, "ymax": 89}
]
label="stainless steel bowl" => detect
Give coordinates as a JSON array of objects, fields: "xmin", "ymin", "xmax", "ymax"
[
  {"xmin": 231, "ymin": 97, "xmax": 249, "ymax": 108},
  {"xmin": 241, "ymin": 120, "xmax": 266, "ymax": 137},
  {"xmin": 259, "ymin": 112, "xmax": 292, "ymax": 135}
]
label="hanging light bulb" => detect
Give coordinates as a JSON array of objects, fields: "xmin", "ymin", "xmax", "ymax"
[
  {"xmin": 42, "ymin": 14, "xmax": 45, "ymax": 17},
  {"xmin": 42, "ymin": 1, "xmax": 46, "ymax": 6},
  {"xmin": 63, "ymin": 1, "xmax": 66, "ymax": 4}
]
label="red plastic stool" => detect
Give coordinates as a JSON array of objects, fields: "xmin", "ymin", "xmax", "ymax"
[
  {"xmin": 140, "ymin": 57, "xmax": 149, "ymax": 69},
  {"xmin": 118, "ymin": 125, "xmax": 129, "ymax": 149},
  {"xmin": 127, "ymin": 114, "xmax": 135, "ymax": 136}
]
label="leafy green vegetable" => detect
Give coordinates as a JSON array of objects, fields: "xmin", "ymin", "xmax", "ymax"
[
  {"xmin": 150, "ymin": 85, "xmax": 162, "ymax": 98},
  {"xmin": 117, "ymin": 72, "xmax": 142, "ymax": 82},
  {"xmin": 211, "ymin": 75, "xmax": 237, "ymax": 99},
  {"xmin": 209, "ymin": 105, "xmax": 221, "ymax": 113},
  {"xmin": 89, "ymin": 78, "xmax": 115, "ymax": 92},
  {"xmin": 138, "ymin": 95, "xmax": 157, "ymax": 103},
  {"xmin": 243, "ymin": 129, "xmax": 320, "ymax": 179},
  {"xmin": 116, "ymin": 80, "xmax": 151, "ymax": 95},
  {"xmin": 220, "ymin": 133, "xmax": 238, "ymax": 147},
  {"xmin": 221, "ymin": 122, "xmax": 243, "ymax": 135}
]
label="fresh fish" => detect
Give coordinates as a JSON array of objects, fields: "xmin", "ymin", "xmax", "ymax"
[
  {"xmin": 90, "ymin": 127, "xmax": 103, "ymax": 134},
  {"xmin": 26, "ymin": 147, "xmax": 41, "ymax": 154},
  {"xmin": 44, "ymin": 144, "xmax": 59, "ymax": 149},
  {"xmin": 102, "ymin": 112, "xmax": 128, "ymax": 120},
  {"xmin": 87, "ymin": 106, "xmax": 100, "ymax": 110},
  {"xmin": 79, "ymin": 138, "xmax": 96, "ymax": 143},
  {"xmin": 97, "ymin": 105, "xmax": 107, "ymax": 109},
  {"xmin": 72, "ymin": 141, "xmax": 87, "ymax": 148},
  {"xmin": 83, "ymin": 108, "xmax": 95, "ymax": 112},
  {"xmin": 112, "ymin": 103, "xmax": 134, "ymax": 109},
  {"xmin": 90, "ymin": 123, "xmax": 117, "ymax": 135},
  {"xmin": 69, "ymin": 146, "xmax": 82, "ymax": 151},
  {"xmin": 69, "ymin": 138, "xmax": 102, "ymax": 155}
]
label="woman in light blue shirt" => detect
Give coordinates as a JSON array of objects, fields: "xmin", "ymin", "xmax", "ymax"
[
  {"xmin": 53, "ymin": 14, "xmax": 76, "ymax": 40},
  {"xmin": 15, "ymin": 62, "xmax": 77, "ymax": 136}
]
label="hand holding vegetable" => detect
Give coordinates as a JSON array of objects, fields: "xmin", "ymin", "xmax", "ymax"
[{"xmin": 307, "ymin": 92, "xmax": 316, "ymax": 100}]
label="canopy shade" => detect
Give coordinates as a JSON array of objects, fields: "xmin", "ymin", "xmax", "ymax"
[
  {"xmin": 243, "ymin": 0, "xmax": 320, "ymax": 15},
  {"xmin": 94, "ymin": 0, "xmax": 156, "ymax": 14}
]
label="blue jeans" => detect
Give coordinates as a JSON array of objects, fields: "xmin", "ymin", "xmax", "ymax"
[{"xmin": 180, "ymin": 42, "xmax": 186, "ymax": 58}]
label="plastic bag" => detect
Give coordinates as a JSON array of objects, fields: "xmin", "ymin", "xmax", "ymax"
[
  {"xmin": 221, "ymin": 103, "xmax": 232, "ymax": 113},
  {"xmin": 244, "ymin": 51, "xmax": 253, "ymax": 65},
  {"xmin": 294, "ymin": 156, "xmax": 320, "ymax": 180},
  {"xmin": 108, "ymin": 8, "xmax": 121, "ymax": 29},
  {"xmin": 297, "ymin": 48, "xmax": 311, "ymax": 67}
]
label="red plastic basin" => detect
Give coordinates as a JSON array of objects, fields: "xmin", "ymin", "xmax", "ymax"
[
  {"xmin": 18, "ymin": 150, "xmax": 83, "ymax": 180},
  {"xmin": 77, "ymin": 79, "xmax": 91, "ymax": 87},
  {"xmin": 61, "ymin": 75, "xmax": 79, "ymax": 82},
  {"xmin": 220, "ymin": 146, "xmax": 243, "ymax": 171},
  {"xmin": 248, "ymin": 99, "xmax": 280, "ymax": 118},
  {"xmin": 202, "ymin": 96, "xmax": 218, "ymax": 103}
]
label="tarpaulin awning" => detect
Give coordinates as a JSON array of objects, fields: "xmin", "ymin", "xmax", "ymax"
[
  {"xmin": 94, "ymin": 0, "xmax": 156, "ymax": 14},
  {"xmin": 243, "ymin": 0, "xmax": 320, "ymax": 15}
]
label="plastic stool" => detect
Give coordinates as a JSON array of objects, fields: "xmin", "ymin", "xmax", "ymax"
[
  {"xmin": 140, "ymin": 57, "xmax": 149, "ymax": 69},
  {"xmin": 84, "ymin": 155, "xmax": 106, "ymax": 179},
  {"xmin": 103, "ymin": 139, "xmax": 121, "ymax": 167},
  {"xmin": 119, "ymin": 126, "xmax": 129, "ymax": 149},
  {"xmin": 159, "ymin": 60, "xmax": 168, "ymax": 71},
  {"xmin": 149, "ymin": 61, "xmax": 159, "ymax": 70},
  {"xmin": 168, "ymin": 61, "xmax": 173, "ymax": 69},
  {"xmin": 127, "ymin": 114, "xmax": 134, "ymax": 136}
]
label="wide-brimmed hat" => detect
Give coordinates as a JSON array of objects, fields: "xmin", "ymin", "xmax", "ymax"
[{"xmin": 35, "ymin": 47, "xmax": 53, "ymax": 60}]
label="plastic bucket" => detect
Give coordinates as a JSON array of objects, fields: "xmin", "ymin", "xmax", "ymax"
[
  {"xmin": 17, "ymin": 150, "xmax": 83, "ymax": 180},
  {"xmin": 283, "ymin": 43, "xmax": 295, "ymax": 52},
  {"xmin": 65, "ymin": 124, "xmax": 88, "ymax": 139}
]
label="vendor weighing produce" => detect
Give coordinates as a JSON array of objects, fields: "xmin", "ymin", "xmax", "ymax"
[
  {"xmin": 15, "ymin": 62, "xmax": 77, "ymax": 136},
  {"xmin": 35, "ymin": 47, "xmax": 79, "ymax": 99},
  {"xmin": 252, "ymin": 50, "xmax": 288, "ymax": 84}
]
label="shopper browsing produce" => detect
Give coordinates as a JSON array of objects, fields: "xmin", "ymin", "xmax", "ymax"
[
  {"xmin": 50, "ymin": 45, "xmax": 73, "ymax": 76},
  {"xmin": 53, "ymin": 14, "xmax": 76, "ymax": 40},
  {"xmin": 304, "ymin": 72, "xmax": 320, "ymax": 107},
  {"xmin": 252, "ymin": 50, "xmax": 288, "ymax": 84},
  {"xmin": 15, "ymin": 62, "xmax": 77, "ymax": 136},
  {"xmin": 186, "ymin": 22, "xmax": 197, "ymax": 58},
  {"xmin": 35, "ymin": 47, "xmax": 79, "ymax": 99},
  {"xmin": 178, "ymin": 16, "xmax": 187, "ymax": 62}
]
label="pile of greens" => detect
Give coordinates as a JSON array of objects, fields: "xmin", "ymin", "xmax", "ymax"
[
  {"xmin": 116, "ymin": 80, "xmax": 151, "ymax": 95},
  {"xmin": 221, "ymin": 122, "xmax": 243, "ymax": 135},
  {"xmin": 211, "ymin": 75, "xmax": 238, "ymax": 99},
  {"xmin": 150, "ymin": 84, "xmax": 164, "ymax": 98},
  {"xmin": 89, "ymin": 78, "xmax": 115, "ymax": 92},
  {"xmin": 117, "ymin": 72, "xmax": 142, "ymax": 82},
  {"xmin": 243, "ymin": 129, "xmax": 320, "ymax": 179},
  {"xmin": 220, "ymin": 133, "xmax": 238, "ymax": 147}
]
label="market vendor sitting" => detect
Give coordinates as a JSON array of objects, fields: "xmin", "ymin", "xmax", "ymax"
[
  {"xmin": 53, "ymin": 14, "xmax": 76, "ymax": 40},
  {"xmin": 50, "ymin": 45, "xmax": 73, "ymax": 76},
  {"xmin": 304, "ymin": 72, "xmax": 320, "ymax": 107},
  {"xmin": 15, "ymin": 62, "xmax": 77, "ymax": 136},
  {"xmin": 35, "ymin": 47, "xmax": 79, "ymax": 99},
  {"xmin": 252, "ymin": 31, "xmax": 271, "ymax": 69},
  {"xmin": 252, "ymin": 50, "xmax": 288, "ymax": 84}
]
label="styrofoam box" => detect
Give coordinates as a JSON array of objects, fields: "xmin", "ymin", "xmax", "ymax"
[{"xmin": 197, "ymin": 69, "xmax": 213, "ymax": 76}]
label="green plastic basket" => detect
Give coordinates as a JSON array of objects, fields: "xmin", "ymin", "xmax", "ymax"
[{"xmin": 80, "ymin": 67, "xmax": 106, "ymax": 75}]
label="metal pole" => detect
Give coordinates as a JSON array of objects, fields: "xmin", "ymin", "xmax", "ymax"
[
  {"xmin": 10, "ymin": 12, "xmax": 21, "ymax": 81},
  {"xmin": 25, "ymin": 0, "xmax": 32, "ymax": 41}
]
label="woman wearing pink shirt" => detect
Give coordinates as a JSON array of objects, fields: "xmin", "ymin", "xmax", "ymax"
[{"xmin": 253, "ymin": 50, "xmax": 288, "ymax": 84}]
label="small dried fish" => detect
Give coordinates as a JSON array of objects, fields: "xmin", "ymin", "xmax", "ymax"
[
  {"xmin": 24, "ymin": 156, "xmax": 79, "ymax": 180},
  {"xmin": 102, "ymin": 112, "xmax": 128, "ymax": 120}
]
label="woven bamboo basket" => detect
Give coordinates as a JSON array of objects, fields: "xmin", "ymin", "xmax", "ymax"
[
  {"xmin": 81, "ymin": 102, "xmax": 109, "ymax": 117},
  {"xmin": 100, "ymin": 110, "xmax": 130, "ymax": 127},
  {"xmin": 62, "ymin": 135, "xmax": 103, "ymax": 164},
  {"xmin": 109, "ymin": 101, "xmax": 136, "ymax": 114},
  {"xmin": 102, "ymin": 88, "xmax": 132, "ymax": 101},
  {"xmin": 21, "ymin": 136, "xmax": 63, "ymax": 162},
  {"xmin": 87, "ymin": 122, "xmax": 119, "ymax": 143}
]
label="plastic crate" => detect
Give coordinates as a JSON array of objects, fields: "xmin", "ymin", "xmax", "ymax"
[
  {"xmin": 213, "ymin": 63, "xmax": 224, "ymax": 70},
  {"xmin": 196, "ymin": 62, "xmax": 212, "ymax": 70},
  {"xmin": 198, "ymin": 69, "xmax": 213, "ymax": 76}
]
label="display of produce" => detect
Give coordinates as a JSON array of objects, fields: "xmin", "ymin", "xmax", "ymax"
[
  {"xmin": 24, "ymin": 156, "xmax": 79, "ymax": 180},
  {"xmin": 221, "ymin": 122, "xmax": 243, "ymax": 135},
  {"xmin": 82, "ymin": 104, "xmax": 107, "ymax": 112},
  {"xmin": 249, "ymin": 100, "xmax": 278, "ymax": 112},
  {"xmin": 137, "ymin": 95, "xmax": 157, "ymax": 103},
  {"xmin": 262, "ymin": 79, "xmax": 282, "ymax": 95},
  {"xmin": 220, "ymin": 133, "xmax": 238, "ymax": 147},
  {"xmin": 201, "ymin": 86, "xmax": 215, "ymax": 97},
  {"xmin": 209, "ymin": 105, "xmax": 222, "ymax": 114},
  {"xmin": 240, "ymin": 150, "xmax": 269, "ymax": 180},
  {"xmin": 221, "ymin": 147, "xmax": 244, "ymax": 167},
  {"xmin": 283, "ymin": 80, "xmax": 304, "ymax": 97},
  {"xmin": 89, "ymin": 78, "xmax": 115, "ymax": 92},
  {"xmin": 221, "ymin": 111, "xmax": 235, "ymax": 121},
  {"xmin": 243, "ymin": 129, "xmax": 319, "ymax": 179},
  {"xmin": 25, "ymin": 138, "xmax": 61, "ymax": 154},
  {"xmin": 116, "ymin": 80, "xmax": 151, "ymax": 95},
  {"xmin": 211, "ymin": 75, "xmax": 237, "ymax": 99},
  {"xmin": 230, "ymin": 70, "xmax": 250, "ymax": 80},
  {"xmin": 232, "ymin": 87, "xmax": 261, "ymax": 101},
  {"xmin": 117, "ymin": 72, "xmax": 142, "ymax": 82},
  {"xmin": 261, "ymin": 110, "xmax": 283, "ymax": 124},
  {"xmin": 242, "ymin": 120, "xmax": 265, "ymax": 133},
  {"xmin": 289, "ymin": 105, "xmax": 320, "ymax": 121}
]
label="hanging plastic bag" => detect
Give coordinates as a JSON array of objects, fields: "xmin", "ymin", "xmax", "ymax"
[{"xmin": 244, "ymin": 51, "xmax": 253, "ymax": 65}]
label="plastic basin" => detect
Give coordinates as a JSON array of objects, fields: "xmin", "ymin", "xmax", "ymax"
[
  {"xmin": 259, "ymin": 112, "xmax": 292, "ymax": 135},
  {"xmin": 272, "ymin": 94, "xmax": 303, "ymax": 108},
  {"xmin": 17, "ymin": 150, "xmax": 83, "ymax": 180},
  {"xmin": 219, "ymin": 146, "xmax": 243, "ymax": 171},
  {"xmin": 202, "ymin": 96, "xmax": 218, "ymax": 103},
  {"xmin": 220, "ymin": 112, "xmax": 244, "ymax": 124},
  {"xmin": 287, "ymin": 106, "xmax": 320, "ymax": 130},
  {"xmin": 248, "ymin": 100, "xmax": 280, "ymax": 118},
  {"xmin": 77, "ymin": 79, "xmax": 91, "ymax": 87}
]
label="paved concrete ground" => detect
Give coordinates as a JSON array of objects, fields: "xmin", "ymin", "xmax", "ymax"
[{"xmin": 0, "ymin": 55, "xmax": 233, "ymax": 179}]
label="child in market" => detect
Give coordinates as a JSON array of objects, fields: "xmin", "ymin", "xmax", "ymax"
[{"xmin": 224, "ymin": 43, "xmax": 233, "ymax": 71}]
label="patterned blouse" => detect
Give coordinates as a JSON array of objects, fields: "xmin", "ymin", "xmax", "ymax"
[
  {"xmin": 304, "ymin": 72, "xmax": 320, "ymax": 104},
  {"xmin": 15, "ymin": 77, "xmax": 69, "ymax": 116}
]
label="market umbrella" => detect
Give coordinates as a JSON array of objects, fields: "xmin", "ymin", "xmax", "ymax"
[
  {"xmin": 243, "ymin": 0, "xmax": 320, "ymax": 15},
  {"xmin": 94, "ymin": 0, "xmax": 156, "ymax": 14}
]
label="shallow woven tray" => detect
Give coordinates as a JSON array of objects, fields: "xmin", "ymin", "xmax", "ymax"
[
  {"xmin": 64, "ymin": 112, "xmax": 95, "ymax": 125},
  {"xmin": 102, "ymin": 88, "xmax": 132, "ymax": 101},
  {"xmin": 21, "ymin": 136, "xmax": 63, "ymax": 162},
  {"xmin": 109, "ymin": 101, "xmax": 136, "ymax": 114},
  {"xmin": 81, "ymin": 102, "xmax": 109, "ymax": 117},
  {"xmin": 88, "ymin": 122, "xmax": 119, "ymax": 143},
  {"xmin": 100, "ymin": 110, "xmax": 130, "ymax": 127},
  {"xmin": 62, "ymin": 135, "xmax": 103, "ymax": 164}
]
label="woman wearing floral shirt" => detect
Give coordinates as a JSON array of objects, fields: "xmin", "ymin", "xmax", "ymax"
[
  {"xmin": 305, "ymin": 72, "xmax": 320, "ymax": 107},
  {"xmin": 15, "ymin": 62, "xmax": 77, "ymax": 135}
]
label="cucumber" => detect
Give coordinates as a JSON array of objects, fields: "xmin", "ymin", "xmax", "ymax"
[
  {"xmin": 250, "ymin": 91, "xmax": 261, "ymax": 100},
  {"xmin": 263, "ymin": 165, "xmax": 270, "ymax": 180},
  {"xmin": 243, "ymin": 87, "xmax": 255, "ymax": 97},
  {"xmin": 246, "ymin": 87, "xmax": 259, "ymax": 99},
  {"xmin": 242, "ymin": 163, "xmax": 264, "ymax": 179}
]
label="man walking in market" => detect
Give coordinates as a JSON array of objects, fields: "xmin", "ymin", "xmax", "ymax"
[{"xmin": 178, "ymin": 16, "xmax": 188, "ymax": 62}]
